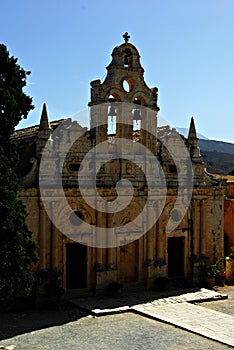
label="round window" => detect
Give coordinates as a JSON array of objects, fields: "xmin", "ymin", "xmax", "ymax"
[
  {"xmin": 69, "ymin": 211, "xmax": 84, "ymax": 226},
  {"xmin": 122, "ymin": 79, "xmax": 133, "ymax": 92},
  {"xmin": 171, "ymin": 209, "xmax": 181, "ymax": 222}
]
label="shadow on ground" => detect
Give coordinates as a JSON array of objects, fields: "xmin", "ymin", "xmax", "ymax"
[
  {"xmin": 70, "ymin": 277, "xmax": 201, "ymax": 312},
  {"xmin": 0, "ymin": 302, "xmax": 88, "ymax": 341},
  {"xmin": 0, "ymin": 277, "xmax": 208, "ymax": 341}
]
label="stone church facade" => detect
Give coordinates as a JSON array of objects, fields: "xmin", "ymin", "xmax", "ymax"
[{"xmin": 13, "ymin": 34, "xmax": 226, "ymax": 294}]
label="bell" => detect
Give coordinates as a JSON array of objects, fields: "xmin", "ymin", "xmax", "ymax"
[
  {"xmin": 108, "ymin": 105, "xmax": 117, "ymax": 117},
  {"xmin": 134, "ymin": 98, "xmax": 141, "ymax": 105},
  {"xmin": 133, "ymin": 108, "xmax": 141, "ymax": 121}
]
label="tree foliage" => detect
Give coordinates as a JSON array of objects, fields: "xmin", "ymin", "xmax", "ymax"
[{"xmin": 0, "ymin": 44, "xmax": 38, "ymax": 305}]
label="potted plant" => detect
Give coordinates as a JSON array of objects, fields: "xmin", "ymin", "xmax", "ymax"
[
  {"xmin": 106, "ymin": 281, "xmax": 123, "ymax": 297},
  {"xmin": 226, "ymin": 246, "xmax": 234, "ymax": 284},
  {"xmin": 206, "ymin": 257, "xmax": 226, "ymax": 287},
  {"xmin": 35, "ymin": 269, "xmax": 65, "ymax": 309},
  {"xmin": 45, "ymin": 269, "xmax": 65, "ymax": 308}
]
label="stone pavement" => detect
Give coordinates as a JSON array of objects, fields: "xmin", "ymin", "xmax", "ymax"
[
  {"xmin": 132, "ymin": 302, "xmax": 234, "ymax": 347},
  {"xmin": 0, "ymin": 313, "xmax": 232, "ymax": 350},
  {"xmin": 71, "ymin": 288, "xmax": 234, "ymax": 347},
  {"xmin": 71, "ymin": 288, "xmax": 227, "ymax": 315}
]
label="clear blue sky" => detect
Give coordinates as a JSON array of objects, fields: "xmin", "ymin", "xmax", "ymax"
[{"xmin": 1, "ymin": 0, "xmax": 233, "ymax": 142}]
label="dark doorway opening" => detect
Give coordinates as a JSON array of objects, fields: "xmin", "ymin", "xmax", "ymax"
[
  {"xmin": 168, "ymin": 237, "xmax": 185, "ymax": 277},
  {"xmin": 66, "ymin": 243, "xmax": 87, "ymax": 289}
]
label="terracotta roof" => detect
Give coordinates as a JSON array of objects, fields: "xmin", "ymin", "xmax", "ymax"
[
  {"xmin": 12, "ymin": 119, "xmax": 65, "ymax": 143},
  {"xmin": 213, "ymin": 174, "xmax": 234, "ymax": 182}
]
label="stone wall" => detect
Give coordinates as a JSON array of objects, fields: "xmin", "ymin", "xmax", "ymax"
[{"xmin": 224, "ymin": 182, "xmax": 234, "ymax": 254}]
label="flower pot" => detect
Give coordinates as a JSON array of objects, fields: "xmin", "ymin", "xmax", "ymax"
[
  {"xmin": 48, "ymin": 294, "xmax": 63, "ymax": 309},
  {"xmin": 215, "ymin": 276, "xmax": 225, "ymax": 287},
  {"xmin": 226, "ymin": 257, "xmax": 234, "ymax": 284},
  {"xmin": 204, "ymin": 276, "xmax": 215, "ymax": 289}
]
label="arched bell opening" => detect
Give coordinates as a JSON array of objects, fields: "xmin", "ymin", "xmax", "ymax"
[
  {"xmin": 133, "ymin": 97, "xmax": 142, "ymax": 132},
  {"xmin": 123, "ymin": 48, "xmax": 132, "ymax": 68},
  {"xmin": 133, "ymin": 95, "xmax": 145, "ymax": 106},
  {"xmin": 107, "ymin": 95, "xmax": 117, "ymax": 135},
  {"xmin": 109, "ymin": 92, "xmax": 121, "ymax": 102}
]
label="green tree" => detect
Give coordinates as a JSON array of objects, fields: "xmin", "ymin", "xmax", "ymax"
[{"xmin": 0, "ymin": 44, "xmax": 38, "ymax": 306}]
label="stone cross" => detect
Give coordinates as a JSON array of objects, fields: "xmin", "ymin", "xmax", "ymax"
[{"xmin": 123, "ymin": 32, "xmax": 130, "ymax": 43}]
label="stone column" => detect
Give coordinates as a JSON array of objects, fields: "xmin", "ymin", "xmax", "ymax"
[
  {"xmin": 156, "ymin": 203, "xmax": 167, "ymax": 276},
  {"xmin": 96, "ymin": 247, "xmax": 103, "ymax": 266},
  {"xmin": 95, "ymin": 202, "xmax": 106, "ymax": 265},
  {"xmin": 116, "ymin": 104, "xmax": 132, "ymax": 141},
  {"xmin": 51, "ymin": 225, "xmax": 59, "ymax": 269},
  {"xmin": 107, "ymin": 213, "xmax": 116, "ymax": 267},
  {"xmin": 156, "ymin": 215, "xmax": 164, "ymax": 260},
  {"xmin": 138, "ymin": 235, "xmax": 144, "ymax": 283},
  {"xmin": 146, "ymin": 223, "xmax": 155, "ymax": 288},
  {"xmin": 106, "ymin": 212, "xmax": 118, "ymax": 284},
  {"xmin": 147, "ymin": 228, "xmax": 154, "ymax": 261},
  {"xmin": 39, "ymin": 202, "xmax": 46, "ymax": 269},
  {"xmin": 95, "ymin": 203, "xmax": 107, "ymax": 291},
  {"xmin": 146, "ymin": 202, "xmax": 155, "ymax": 263},
  {"xmin": 193, "ymin": 201, "xmax": 200, "ymax": 255},
  {"xmin": 200, "ymin": 200, "xmax": 207, "ymax": 255}
]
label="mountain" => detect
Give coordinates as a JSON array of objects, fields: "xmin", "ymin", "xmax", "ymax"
[
  {"xmin": 176, "ymin": 127, "xmax": 234, "ymax": 175},
  {"xmin": 176, "ymin": 127, "xmax": 208, "ymax": 140},
  {"xmin": 198, "ymin": 139, "xmax": 234, "ymax": 155},
  {"xmin": 198, "ymin": 140, "xmax": 234, "ymax": 175}
]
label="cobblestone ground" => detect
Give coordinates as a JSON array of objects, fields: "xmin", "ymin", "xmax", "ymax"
[{"xmin": 0, "ymin": 313, "xmax": 232, "ymax": 350}]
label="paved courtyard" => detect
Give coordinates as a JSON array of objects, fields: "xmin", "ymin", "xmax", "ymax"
[
  {"xmin": 0, "ymin": 286, "xmax": 233, "ymax": 350},
  {"xmin": 0, "ymin": 313, "xmax": 233, "ymax": 350}
]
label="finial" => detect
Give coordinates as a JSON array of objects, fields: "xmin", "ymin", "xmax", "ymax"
[
  {"xmin": 123, "ymin": 32, "xmax": 130, "ymax": 43},
  {"xmin": 39, "ymin": 103, "xmax": 50, "ymax": 130},
  {"xmin": 188, "ymin": 116, "xmax": 197, "ymax": 139}
]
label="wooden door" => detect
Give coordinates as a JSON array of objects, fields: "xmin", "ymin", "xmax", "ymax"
[{"xmin": 119, "ymin": 241, "xmax": 138, "ymax": 282}]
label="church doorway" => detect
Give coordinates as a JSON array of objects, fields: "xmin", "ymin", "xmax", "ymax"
[
  {"xmin": 119, "ymin": 241, "xmax": 138, "ymax": 282},
  {"xmin": 66, "ymin": 243, "xmax": 87, "ymax": 289},
  {"xmin": 167, "ymin": 237, "xmax": 185, "ymax": 277}
]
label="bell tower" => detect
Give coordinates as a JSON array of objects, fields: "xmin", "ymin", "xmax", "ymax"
[{"xmin": 89, "ymin": 33, "xmax": 160, "ymax": 152}]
